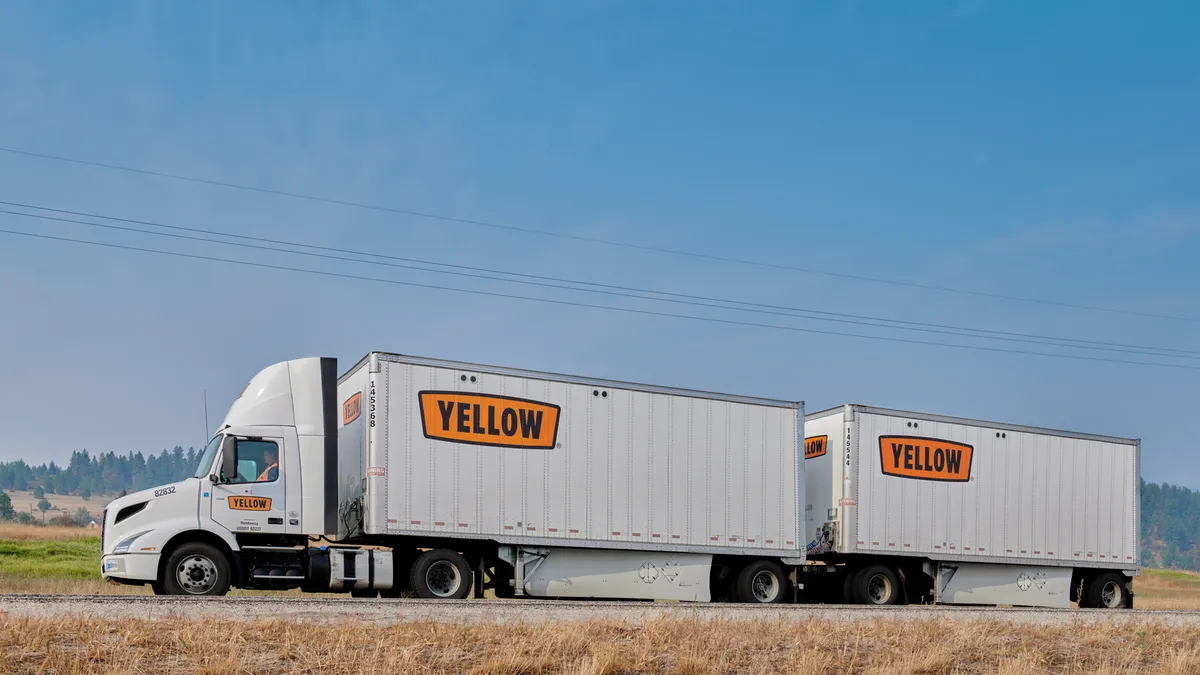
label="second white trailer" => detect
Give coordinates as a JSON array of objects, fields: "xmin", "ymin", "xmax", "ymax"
[{"xmin": 803, "ymin": 404, "xmax": 1140, "ymax": 609}]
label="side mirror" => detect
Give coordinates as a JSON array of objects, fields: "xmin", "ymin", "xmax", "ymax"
[
  {"xmin": 208, "ymin": 474, "xmax": 218, "ymax": 484},
  {"xmin": 219, "ymin": 436, "xmax": 238, "ymax": 482}
]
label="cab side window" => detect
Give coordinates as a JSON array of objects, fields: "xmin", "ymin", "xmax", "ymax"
[{"xmin": 223, "ymin": 439, "xmax": 280, "ymax": 484}]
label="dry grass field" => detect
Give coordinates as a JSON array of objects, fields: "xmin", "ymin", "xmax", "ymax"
[
  {"xmin": 5, "ymin": 522, "xmax": 1200, "ymax": 672},
  {"xmin": 3, "ymin": 490, "xmax": 111, "ymax": 522},
  {"xmin": 0, "ymin": 614, "xmax": 1198, "ymax": 674}
]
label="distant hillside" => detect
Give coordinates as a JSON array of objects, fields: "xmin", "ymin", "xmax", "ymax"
[{"xmin": 1, "ymin": 450, "xmax": 1198, "ymax": 570}]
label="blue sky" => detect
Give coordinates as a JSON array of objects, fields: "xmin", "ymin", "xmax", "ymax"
[{"xmin": 0, "ymin": 1, "xmax": 1197, "ymax": 486}]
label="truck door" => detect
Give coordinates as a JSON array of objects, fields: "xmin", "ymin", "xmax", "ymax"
[{"xmin": 209, "ymin": 435, "xmax": 288, "ymax": 537}]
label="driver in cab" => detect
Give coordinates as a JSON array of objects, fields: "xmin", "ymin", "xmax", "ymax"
[{"xmin": 256, "ymin": 446, "xmax": 279, "ymax": 482}]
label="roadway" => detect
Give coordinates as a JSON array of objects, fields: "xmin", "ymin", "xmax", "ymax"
[{"xmin": 3, "ymin": 595, "xmax": 1199, "ymax": 626}]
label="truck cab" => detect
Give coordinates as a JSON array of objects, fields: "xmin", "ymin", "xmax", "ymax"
[{"xmin": 101, "ymin": 357, "xmax": 389, "ymax": 595}]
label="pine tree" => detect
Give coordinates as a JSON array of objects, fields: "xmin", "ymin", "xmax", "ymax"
[{"xmin": 0, "ymin": 491, "xmax": 14, "ymax": 520}]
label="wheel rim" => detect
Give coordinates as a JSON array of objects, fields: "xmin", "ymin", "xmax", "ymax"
[
  {"xmin": 176, "ymin": 555, "xmax": 219, "ymax": 594},
  {"xmin": 751, "ymin": 570, "xmax": 780, "ymax": 602},
  {"xmin": 1100, "ymin": 581, "xmax": 1122, "ymax": 608},
  {"xmin": 425, "ymin": 560, "xmax": 462, "ymax": 598},
  {"xmin": 866, "ymin": 573, "xmax": 892, "ymax": 604}
]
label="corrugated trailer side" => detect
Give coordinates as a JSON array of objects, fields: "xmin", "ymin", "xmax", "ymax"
[
  {"xmin": 361, "ymin": 353, "xmax": 805, "ymax": 559},
  {"xmin": 804, "ymin": 405, "xmax": 1140, "ymax": 609},
  {"xmin": 848, "ymin": 407, "xmax": 1139, "ymax": 569}
]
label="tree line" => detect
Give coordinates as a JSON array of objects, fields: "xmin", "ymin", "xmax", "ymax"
[
  {"xmin": 0, "ymin": 447, "xmax": 200, "ymax": 500},
  {"xmin": 2, "ymin": 448, "xmax": 1200, "ymax": 571}
]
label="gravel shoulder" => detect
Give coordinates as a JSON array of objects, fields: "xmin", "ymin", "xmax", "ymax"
[{"xmin": 4, "ymin": 595, "xmax": 1200, "ymax": 626}]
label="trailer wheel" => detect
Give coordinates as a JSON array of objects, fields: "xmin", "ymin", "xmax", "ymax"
[
  {"xmin": 735, "ymin": 560, "xmax": 788, "ymax": 603},
  {"xmin": 161, "ymin": 542, "xmax": 231, "ymax": 596},
  {"xmin": 852, "ymin": 565, "xmax": 901, "ymax": 605},
  {"xmin": 410, "ymin": 549, "xmax": 472, "ymax": 600},
  {"xmin": 1084, "ymin": 573, "xmax": 1127, "ymax": 609}
]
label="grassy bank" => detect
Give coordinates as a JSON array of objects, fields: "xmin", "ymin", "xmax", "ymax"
[{"xmin": 1, "ymin": 615, "xmax": 1198, "ymax": 674}]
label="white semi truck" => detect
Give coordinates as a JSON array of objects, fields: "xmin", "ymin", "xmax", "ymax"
[
  {"xmin": 801, "ymin": 405, "xmax": 1141, "ymax": 609},
  {"xmin": 101, "ymin": 352, "xmax": 805, "ymax": 602}
]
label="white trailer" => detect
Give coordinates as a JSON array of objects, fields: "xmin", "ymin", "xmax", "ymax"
[
  {"xmin": 802, "ymin": 404, "xmax": 1140, "ymax": 609},
  {"xmin": 101, "ymin": 352, "xmax": 805, "ymax": 603}
]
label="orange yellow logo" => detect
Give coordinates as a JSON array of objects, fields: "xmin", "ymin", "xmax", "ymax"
[
  {"xmin": 878, "ymin": 436, "xmax": 973, "ymax": 482},
  {"xmin": 419, "ymin": 392, "xmax": 560, "ymax": 449},
  {"xmin": 228, "ymin": 496, "xmax": 272, "ymax": 511},
  {"xmin": 804, "ymin": 435, "xmax": 828, "ymax": 460},
  {"xmin": 343, "ymin": 392, "xmax": 362, "ymax": 425}
]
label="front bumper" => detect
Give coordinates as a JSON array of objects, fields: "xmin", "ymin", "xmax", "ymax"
[{"xmin": 101, "ymin": 553, "xmax": 160, "ymax": 582}]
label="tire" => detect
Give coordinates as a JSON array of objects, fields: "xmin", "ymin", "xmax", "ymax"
[
  {"xmin": 843, "ymin": 568, "xmax": 860, "ymax": 603},
  {"xmin": 852, "ymin": 565, "xmax": 901, "ymax": 605},
  {"xmin": 151, "ymin": 581, "xmax": 168, "ymax": 596},
  {"xmin": 409, "ymin": 549, "xmax": 472, "ymax": 600},
  {"xmin": 161, "ymin": 542, "xmax": 232, "ymax": 596},
  {"xmin": 1084, "ymin": 573, "xmax": 1127, "ymax": 609},
  {"xmin": 734, "ymin": 560, "xmax": 788, "ymax": 604}
]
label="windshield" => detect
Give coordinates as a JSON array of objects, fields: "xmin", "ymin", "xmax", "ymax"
[{"xmin": 192, "ymin": 435, "xmax": 222, "ymax": 479}]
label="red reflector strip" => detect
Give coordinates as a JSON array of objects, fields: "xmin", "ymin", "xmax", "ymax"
[
  {"xmin": 632, "ymin": 533, "xmax": 641, "ymax": 537},
  {"xmin": 387, "ymin": 519, "xmax": 398, "ymax": 524},
  {"xmin": 504, "ymin": 526, "xmax": 514, "ymax": 530},
  {"xmin": 964, "ymin": 547, "xmax": 971, "ymax": 551},
  {"xmin": 888, "ymin": 543, "xmax": 896, "ymax": 547},
  {"xmin": 766, "ymin": 540, "xmax": 774, "ymax": 544},
  {"xmin": 977, "ymin": 548, "xmax": 985, "ymax": 552},
  {"xmin": 1047, "ymin": 552, "xmax": 1053, "ymax": 555},
  {"xmin": 1074, "ymin": 553, "xmax": 1080, "ymax": 557},
  {"xmin": 872, "ymin": 542, "xmax": 880, "ymax": 545},
  {"xmin": 950, "ymin": 546, "xmax": 956, "ymax": 550},
  {"xmin": 786, "ymin": 541, "xmax": 793, "ymax": 545},
  {"xmin": 548, "ymin": 528, "xmax": 558, "ymax": 533},
  {"xmin": 434, "ymin": 522, "xmax": 445, "ymax": 526},
  {"xmin": 934, "ymin": 545, "xmax": 942, "ymax": 549},
  {"xmin": 411, "ymin": 520, "xmax": 422, "ymax": 525},
  {"xmin": 1034, "ymin": 551, "xmax": 1040, "ymax": 555},
  {"xmin": 748, "ymin": 539, "xmax": 755, "ymax": 543},
  {"xmin": 710, "ymin": 536, "xmax": 719, "ymax": 541},
  {"xmin": 570, "ymin": 529, "xmax": 579, "ymax": 534},
  {"xmin": 904, "ymin": 544, "xmax": 912, "ymax": 547},
  {"xmin": 671, "ymin": 535, "xmax": 680, "ymax": 539},
  {"xmin": 652, "ymin": 534, "xmax": 661, "ymax": 538},
  {"xmin": 1007, "ymin": 549, "xmax": 1013, "ymax": 553},
  {"xmin": 612, "ymin": 532, "xmax": 621, "ymax": 536},
  {"xmin": 527, "ymin": 527, "xmax": 536, "ymax": 531},
  {"xmin": 458, "ymin": 523, "xmax": 468, "ymax": 528},
  {"xmin": 729, "ymin": 537, "xmax": 738, "ymax": 542}
]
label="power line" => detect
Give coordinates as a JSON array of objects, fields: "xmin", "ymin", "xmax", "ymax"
[
  {"xmin": 6, "ymin": 205, "xmax": 1200, "ymax": 363},
  {"xmin": 1, "ymin": 224, "xmax": 1197, "ymax": 372},
  {"xmin": 5, "ymin": 199, "xmax": 1198, "ymax": 360},
  {"xmin": 2, "ymin": 145, "xmax": 1195, "ymax": 324}
]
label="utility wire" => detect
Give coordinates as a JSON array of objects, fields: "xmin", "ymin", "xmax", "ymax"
[
  {"xmin": 1, "ymin": 224, "xmax": 1197, "ymax": 372},
  {"xmin": 2, "ymin": 145, "xmax": 1195, "ymax": 324},
  {"xmin": 6, "ymin": 207, "xmax": 1200, "ymax": 361},
  {"xmin": 5, "ymin": 199, "xmax": 1197, "ymax": 359}
]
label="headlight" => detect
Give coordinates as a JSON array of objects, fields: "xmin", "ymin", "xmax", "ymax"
[{"xmin": 113, "ymin": 530, "xmax": 152, "ymax": 554}]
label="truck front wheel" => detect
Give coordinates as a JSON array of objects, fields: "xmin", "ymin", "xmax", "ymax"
[
  {"xmin": 161, "ymin": 542, "xmax": 232, "ymax": 596},
  {"xmin": 410, "ymin": 549, "xmax": 472, "ymax": 599}
]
